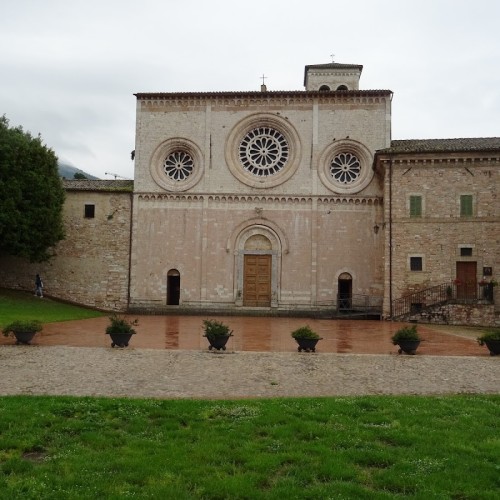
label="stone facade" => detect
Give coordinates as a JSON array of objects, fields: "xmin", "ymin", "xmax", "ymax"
[
  {"xmin": 0, "ymin": 180, "xmax": 132, "ymax": 311},
  {"xmin": 130, "ymin": 63, "xmax": 391, "ymax": 313}
]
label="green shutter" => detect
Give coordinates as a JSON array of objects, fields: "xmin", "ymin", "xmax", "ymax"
[
  {"xmin": 460, "ymin": 195, "xmax": 473, "ymax": 216},
  {"xmin": 409, "ymin": 195, "xmax": 422, "ymax": 217}
]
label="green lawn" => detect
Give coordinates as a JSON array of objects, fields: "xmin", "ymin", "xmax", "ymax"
[
  {"xmin": 0, "ymin": 288, "xmax": 103, "ymax": 327},
  {"xmin": 0, "ymin": 395, "xmax": 498, "ymax": 498}
]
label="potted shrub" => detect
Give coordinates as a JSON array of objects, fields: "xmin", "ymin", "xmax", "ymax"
[
  {"xmin": 2, "ymin": 320, "xmax": 43, "ymax": 345},
  {"xmin": 106, "ymin": 314, "xmax": 137, "ymax": 348},
  {"xmin": 202, "ymin": 319, "xmax": 233, "ymax": 351},
  {"xmin": 391, "ymin": 325, "xmax": 421, "ymax": 355},
  {"xmin": 477, "ymin": 328, "xmax": 500, "ymax": 356},
  {"xmin": 291, "ymin": 325, "xmax": 322, "ymax": 353}
]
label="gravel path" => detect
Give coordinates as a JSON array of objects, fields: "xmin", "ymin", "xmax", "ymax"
[{"xmin": 0, "ymin": 346, "xmax": 498, "ymax": 399}]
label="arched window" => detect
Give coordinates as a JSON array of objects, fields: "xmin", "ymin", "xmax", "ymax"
[
  {"xmin": 336, "ymin": 85, "xmax": 348, "ymax": 91},
  {"xmin": 319, "ymin": 85, "xmax": 331, "ymax": 91}
]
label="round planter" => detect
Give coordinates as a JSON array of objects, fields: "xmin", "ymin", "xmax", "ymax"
[
  {"xmin": 13, "ymin": 331, "xmax": 37, "ymax": 345},
  {"xmin": 483, "ymin": 340, "xmax": 500, "ymax": 356},
  {"xmin": 204, "ymin": 334, "xmax": 231, "ymax": 351},
  {"xmin": 107, "ymin": 332, "xmax": 134, "ymax": 348},
  {"xmin": 396, "ymin": 340, "xmax": 420, "ymax": 355},
  {"xmin": 294, "ymin": 337, "xmax": 321, "ymax": 353}
]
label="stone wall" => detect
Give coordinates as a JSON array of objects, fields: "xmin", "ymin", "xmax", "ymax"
[
  {"xmin": 409, "ymin": 303, "xmax": 498, "ymax": 327},
  {"xmin": 0, "ymin": 184, "xmax": 132, "ymax": 311}
]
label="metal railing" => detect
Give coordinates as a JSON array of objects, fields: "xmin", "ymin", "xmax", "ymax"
[
  {"xmin": 391, "ymin": 282, "xmax": 494, "ymax": 319},
  {"xmin": 336, "ymin": 294, "xmax": 383, "ymax": 316}
]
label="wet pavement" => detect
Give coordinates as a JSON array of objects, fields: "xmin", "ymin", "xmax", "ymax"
[{"xmin": 0, "ymin": 315, "xmax": 487, "ymax": 356}]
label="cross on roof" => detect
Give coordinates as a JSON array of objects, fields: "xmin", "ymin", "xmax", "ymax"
[{"xmin": 261, "ymin": 74, "xmax": 267, "ymax": 85}]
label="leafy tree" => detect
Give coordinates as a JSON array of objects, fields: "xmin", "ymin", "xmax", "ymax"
[
  {"xmin": 73, "ymin": 172, "xmax": 87, "ymax": 180},
  {"xmin": 0, "ymin": 115, "xmax": 65, "ymax": 262}
]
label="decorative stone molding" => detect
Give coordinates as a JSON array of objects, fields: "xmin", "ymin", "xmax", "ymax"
[
  {"xmin": 137, "ymin": 91, "xmax": 391, "ymax": 109},
  {"xmin": 135, "ymin": 192, "xmax": 382, "ymax": 205}
]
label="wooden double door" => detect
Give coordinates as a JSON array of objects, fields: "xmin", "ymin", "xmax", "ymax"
[
  {"xmin": 456, "ymin": 262, "xmax": 477, "ymax": 299},
  {"xmin": 243, "ymin": 255, "xmax": 271, "ymax": 307}
]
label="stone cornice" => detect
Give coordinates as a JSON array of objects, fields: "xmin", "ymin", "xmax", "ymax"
[
  {"xmin": 135, "ymin": 192, "xmax": 382, "ymax": 205},
  {"xmin": 136, "ymin": 90, "xmax": 392, "ymax": 108},
  {"xmin": 378, "ymin": 156, "xmax": 500, "ymax": 167}
]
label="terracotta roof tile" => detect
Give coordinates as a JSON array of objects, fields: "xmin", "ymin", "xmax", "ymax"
[
  {"xmin": 378, "ymin": 138, "xmax": 500, "ymax": 154},
  {"xmin": 63, "ymin": 179, "xmax": 133, "ymax": 192}
]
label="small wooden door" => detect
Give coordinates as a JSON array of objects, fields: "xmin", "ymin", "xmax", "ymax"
[
  {"xmin": 244, "ymin": 255, "xmax": 271, "ymax": 307},
  {"xmin": 456, "ymin": 262, "xmax": 477, "ymax": 300}
]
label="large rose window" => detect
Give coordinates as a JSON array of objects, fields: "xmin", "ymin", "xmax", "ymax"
[{"xmin": 239, "ymin": 127, "xmax": 289, "ymax": 177}]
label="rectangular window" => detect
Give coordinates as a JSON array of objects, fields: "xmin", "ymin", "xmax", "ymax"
[
  {"xmin": 84, "ymin": 204, "xmax": 95, "ymax": 218},
  {"xmin": 410, "ymin": 256, "xmax": 423, "ymax": 271},
  {"xmin": 409, "ymin": 195, "xmax": 422, "ymax": 217},
  {"xmin": 460, "ymin": 247, "xmax": 473, "ymax": 257},
  {"xmin": 460, "ymin": 195, "xmax": 473, "ymax": 217}
]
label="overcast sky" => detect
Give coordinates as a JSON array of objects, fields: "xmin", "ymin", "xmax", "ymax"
[{"xmin": 1, "ymin": 0, "xmax": 499, "ymax": 180}]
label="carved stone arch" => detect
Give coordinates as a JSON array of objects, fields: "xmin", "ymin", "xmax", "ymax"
[{"xmin": 226, "ymin": 218, "xmax": 289, "ymax": 255}]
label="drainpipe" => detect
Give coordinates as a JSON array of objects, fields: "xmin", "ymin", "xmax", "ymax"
[
  {"xmin": 389, "ymin": 156, "xmax": 393, "ymax": 316},
  {"xmin": 127, "ymin": 191, "xmax": 133, "ymax": 311}
]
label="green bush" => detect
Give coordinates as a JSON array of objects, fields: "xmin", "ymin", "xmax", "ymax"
[
  {"xmin": 291, "ymin": 325, "xmax": 321, "ymax": 340},
  {"xmin": 2, "ymin": 319, "xmax": 43, "ymax": 336},
  {"xmin": 105, "ymin": 314, "xmax": 137, "ymax": 335},
  {"xmin": 477, "ymin": 328, "xmax": 500, "ymax": 345},
  {"xmin": 391, "ymin": 325, "xmax": 420, "ymax": 344},
  {"xmin": 202, "ymin": 319, "xmax": 233, "ymax": 338}
]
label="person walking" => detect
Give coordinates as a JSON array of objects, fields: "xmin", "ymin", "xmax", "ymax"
[{"xmin": 35, "ymin": 274, "xmax": 44, "ymax": 298}]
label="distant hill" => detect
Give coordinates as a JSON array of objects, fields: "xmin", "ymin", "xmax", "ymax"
[{"xmin": 58, "ymin": 162, "xmax": 99, "ymax": 180}]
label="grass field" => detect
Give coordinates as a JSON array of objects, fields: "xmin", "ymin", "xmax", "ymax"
[
  {"xmin": 0, "ymin": 395, "xmax": 498, "ymax": 498},
  {"xmin": 0, "ymin": 288, "xmax": 103, "ymax": 327}
]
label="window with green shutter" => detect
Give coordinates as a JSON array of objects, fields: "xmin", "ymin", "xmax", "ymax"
[
  {"xmin": 409, "ymin": 195, "xmax": 422, "ymax": 217},
  {"xmin": 460, "ymin": 195, "xmax": 473, "ymax": 217}
]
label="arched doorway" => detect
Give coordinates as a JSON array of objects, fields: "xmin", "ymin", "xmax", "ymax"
[
  {"xmin": 230, "ymin": 223, "xmax": 285, "ymax": 308},
  {"xmin": 338, "ymin": 272, "xmax": 352, "ymax": 310},
  {"xmin": 166, "ymin": 269, "xmax": 180, "ymax": 305}
]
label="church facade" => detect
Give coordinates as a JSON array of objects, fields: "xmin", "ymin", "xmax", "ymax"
[
  {"xmin": 130, "ymin": 64, "xmax": 390, "ymax": 314},
  {"xmin": 1, "ymin": 62, "xmax": 498, "ymax": 324}
]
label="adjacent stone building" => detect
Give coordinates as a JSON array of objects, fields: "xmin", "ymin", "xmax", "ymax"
[
  {"xmin": 0, "ymin": 180, "xmax": 133, "ymax": 311},
  {"xmin": 375, "ymin": 138, "xmax": 499, "ymax": 321},
  {"xmin": 1, "ymin": 62, "xmax": 498, "ymax": 324}
]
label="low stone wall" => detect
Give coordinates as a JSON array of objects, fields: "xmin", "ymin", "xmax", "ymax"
[{"xmin": 410, "ymin": 303, "xmax": 498, "ymax": 327}]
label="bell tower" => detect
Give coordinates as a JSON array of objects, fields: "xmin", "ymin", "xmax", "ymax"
[{"xmin": 304, "ymin": 63, "xmax": 363, "ymax": 91}]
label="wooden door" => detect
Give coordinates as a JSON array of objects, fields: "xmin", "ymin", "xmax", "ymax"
[
  {"xmin": 456, "ymin": 262, "xmax": 477, "ymax": 300},
  {"xmin": 244, "ymin": 255, "xmax": 271, "ymax": 306}
]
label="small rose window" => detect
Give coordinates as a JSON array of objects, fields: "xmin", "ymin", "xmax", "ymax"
[
  {"xmin": 329, "ymin": 152, "xmax": 361, "ymax": 184},
  {"xmin": 163, "ymin": 150, "xmax": 194, "ymax": 181}
]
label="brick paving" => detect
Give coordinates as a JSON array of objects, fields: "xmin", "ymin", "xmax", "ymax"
[{"xmin": 0, "ymin": 316, "xmax": 498, "ymax": 399}]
